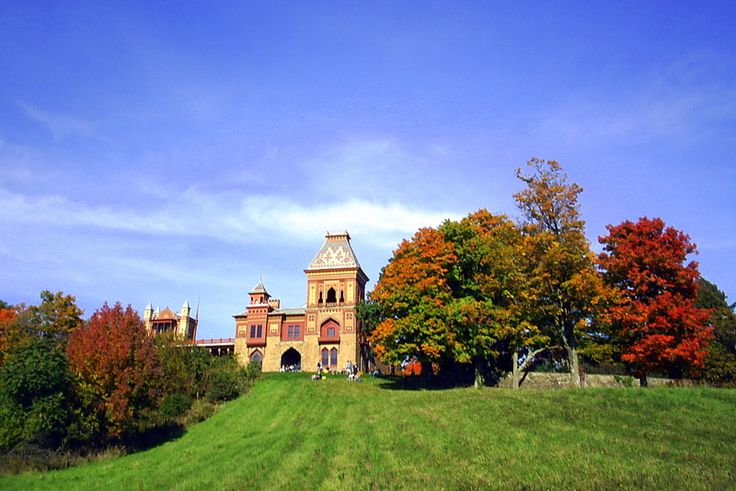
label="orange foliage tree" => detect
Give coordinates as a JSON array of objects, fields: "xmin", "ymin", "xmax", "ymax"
[
  {"xmin": 67, "ymin": 302, "xmax": 163, "ymax": 440},
  {"xmin": 369, "ymin": 227, "xmax": 458, "ymax": 371},
  {"xmin": 368, "ymin": 210, "xmax": 548, "ymax": 386},
  {"xmin": 598, "ymin": 217, "xmax": 713, "ymax": 385}
]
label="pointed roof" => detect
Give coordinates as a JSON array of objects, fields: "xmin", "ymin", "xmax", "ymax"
[
  {"xmin": 249, "ymin": 277, "xmax": 269, "ymax": 295},
  {"xmin": 307, "ymin": 231, "xmax": 363, "ymax": 271}
]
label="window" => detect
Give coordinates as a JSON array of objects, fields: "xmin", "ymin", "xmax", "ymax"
[
  {"xmin": 326, "ymin": 288, "xmax": 337, "ymax": 303},
  {"xmin": 286, "ymin": 324, "xmax": 301, "ymax": 340},
  {"xmin": 250, "ymin": 350, "xmax": 263, "ymax": 362},
  {"xmin": 327, "ymin": 327, "xmax": 335, "ymax": 337},
  {"xmin": 250, "ymin": 325, "xmax": 256, "ymax": 337},
  {"xmin": 321, "ymin": 348, "xmax": 329, "ymax": 367},
  {"xmin": 330, "ymin": 348, "xmax": 338, "ymax": 366},
  {"xmin": 257, "ymin": 324, "xmax": 263, "ymax": 337}
]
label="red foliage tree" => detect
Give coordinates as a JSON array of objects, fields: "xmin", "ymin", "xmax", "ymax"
[
  {"xmin": 598, "ymin": 217, "xmax": 713, "ymax": 385},
  {"xmin": 67, "ymin": 302, "xmax": 162, "ymax": 440}
]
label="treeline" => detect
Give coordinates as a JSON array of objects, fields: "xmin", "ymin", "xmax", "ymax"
[
  {"xmin": 360, "ymin": 159, "xmax": 736, "ymax": 388},
  {"xmin": 0, "ymin": 293, "xmax": 260, "ymax": 472}
]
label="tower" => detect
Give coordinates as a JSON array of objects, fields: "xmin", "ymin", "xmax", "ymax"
[
  {"xmin": 304, "ymin": 231, "xmax": 369, "ymax": 369},
  {"xmin": 178, "ymin": 300, "xmax": 191, "ymax": 339}
]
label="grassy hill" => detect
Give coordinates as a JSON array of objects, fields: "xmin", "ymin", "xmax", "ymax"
[{"xmin": 3, "ymin": 373, "xmax": 735, "ymax": 490}]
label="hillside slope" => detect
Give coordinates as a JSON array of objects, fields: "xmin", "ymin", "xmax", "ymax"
[{"xmin": 3, "ymin": 374, "xmax": 735, "ymax": 490}]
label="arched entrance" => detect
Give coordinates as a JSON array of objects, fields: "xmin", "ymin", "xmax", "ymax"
[{"xmin": 280, "ymin": 348, "xmax": 301, "ymax": 371}]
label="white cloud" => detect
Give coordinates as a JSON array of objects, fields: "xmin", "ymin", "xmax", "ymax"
[{"xmin": 0, "ymin": 187, "xmax": 456, "ymax": 250}]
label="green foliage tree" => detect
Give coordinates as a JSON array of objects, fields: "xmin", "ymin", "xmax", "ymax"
[
  {"xmin": 514, "ymin": 158, "xmax": 604, "ymax": 387},
  {"xmin": 0, "ymin": 336, "xmax": 75, "ymax": 450},
  {"xmin": 367, "ymin": 210, "xmax": 548, "ymax": 386},
  {"xmin": 25, "ymin": 291, "xmax": 84, "ymax": 341},
  {"xmin": 696, "ymin": 278, "xmax": 736, "ymax": 386}
]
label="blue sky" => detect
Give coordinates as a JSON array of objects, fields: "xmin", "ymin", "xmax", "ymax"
[{"xmin": 1, "ymin": 1, "xmax": 734, "ymax": 338}]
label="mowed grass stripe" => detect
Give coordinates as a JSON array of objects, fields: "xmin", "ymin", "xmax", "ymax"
[{"xmin": 2, "ymin": 375, "xmax": 735, "ymax": 490}]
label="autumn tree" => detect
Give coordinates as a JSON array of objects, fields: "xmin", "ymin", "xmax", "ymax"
[
  {"xmin": 67, "ymin": 302, "xmax": 163, "ymax": 441},
  {"xmin": 369, "ymin": 227, "xmax": 458, "ymax": 373},
  {"xmin": 367, "ymin": 210, "xmax": 548, "ymax": 387},
  {"xmin": 0, "ymin": 304, "xmax": 18, "ymax": 367},
  {"xmin": 2, "ymin": 292, "xmax": 83, "ymax": 356},
  {"xmin": 514, "ymin": 158, "xmax": 604, "ymax": 387},
  {"xmin": 598, "ymin": 217, "xmax": 712, "ymax": 386},
  {"xmin": 440, "ymin": 210, "xmax": 546, "ymax": 387}
]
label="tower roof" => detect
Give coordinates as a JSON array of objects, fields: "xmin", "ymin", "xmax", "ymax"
[
  {"xmin": 250, "ymin": 278, "xmax": 269, "ymax": 295},
  {"xmin": 307, "ymin": 231, "xmax": 363, "ymax": 271}
]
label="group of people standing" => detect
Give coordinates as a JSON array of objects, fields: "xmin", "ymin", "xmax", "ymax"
[{"xmin": 311, "ymin": 360, "xmax": 361, "ymax": 381}]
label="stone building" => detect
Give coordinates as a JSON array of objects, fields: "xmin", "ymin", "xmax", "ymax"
[
  {"xmin": 234, "ymin": 231, "xmax": 369, "ymax": 372},
  {"xmin": 144, "ymin": 301, "xmax": 198, "ymax": 341}
]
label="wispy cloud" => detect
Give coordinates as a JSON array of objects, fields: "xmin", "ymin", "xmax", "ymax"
[
  {"xmin": 0, "ymin": 188, "xmax": 457, "ymax": 250},
  {"xmin": 18, "ymin": 102, "xmax": 93, "ymax": 140},
  {"xmin": 535, "ymin": 56, "xmax": 736, "ymax": 147}
]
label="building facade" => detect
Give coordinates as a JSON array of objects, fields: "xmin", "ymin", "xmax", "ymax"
[
  {"xmin": 144, "ymin": 301, "xmax": 198, "ymax": 341},
  {"xmin": 234, "ymin": 231, "xmax": 369, "ymax": 372}
]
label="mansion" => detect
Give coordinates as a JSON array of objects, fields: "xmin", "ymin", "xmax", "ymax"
[{"xmin": 234, "ymin": 231, "xmax": 369, "ymax": 372}]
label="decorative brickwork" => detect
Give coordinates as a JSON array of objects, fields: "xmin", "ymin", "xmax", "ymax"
[{"xmin": 234, "ymin": 232, "xmax": 369, "ymax": 372}]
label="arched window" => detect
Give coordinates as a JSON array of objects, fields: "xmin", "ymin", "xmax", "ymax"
[
  {"xmin": 318, "ymin": 291, "xmax": 323, "ymax": 304},
  {"xmin": 250, "ymin": 350, "xmax": 263, "ymax": 363},
  {"xmin": 326, "ymin": 287, "xmax": 337, "ymax": 303},
  {"xmin": 330, "ymin": 348, "xmax": 338, "ymax": 366},
  {"xmin": 321, "ymin": 348, "xmax": 329, "ymax": 367}
]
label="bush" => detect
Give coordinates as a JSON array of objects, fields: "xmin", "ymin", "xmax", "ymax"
[
  {"xmin": 159, "ymin": 393, "xmax": 194, "ymax": 420},
  {"xmin": 207, "ymin": 368, "xmax": 240, "ymax": 402},
  {"xmin": 182, "ymin": 399, "xmax": 216, "ymax": 426},
  {"xmin": 243, "ymin": 361, "xmax": 262, "ymax": 382}
]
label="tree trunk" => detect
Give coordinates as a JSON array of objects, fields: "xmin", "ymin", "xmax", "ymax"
[
  {"xmin": 512, "ymin": 352, "xmax": 520, "ymax": 389},
  {"xmin": 567, "ymin": 345, "xmax": 581, "ymax": 387},
  {"xmin": 561, "ymin": 320, "xmax": 581, "ymax": 388},
  {"xmin": 473, "ymin": 358, "xmax": 485, "ymax": 389},
  {"xmin": 639, "ymin": 375, "xmax": 648, "ymax": 387}
]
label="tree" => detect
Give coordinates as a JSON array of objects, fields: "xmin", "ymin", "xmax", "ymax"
[
  {"xmin": 514, "ymin": 158, "xmax": 603, "ymax": 387},
  {"xmin": 598, "ymin": 217, "xmax": 713, "ymax": 385},
  {"xmin": 25, "ymin": 291, "xmax": 84, "ymax": 341},
  {"xmin": 67, "ymin": 303, "xmax": 162, "ymax": 441},
  {"xmin": 440, "ymin": 210, "xmax": 547, "ymax": 387},
  {"xmin": 369, "ymin": 227, "xmax": 458, "ymax": 373},
  {"xmin": 367, "ymin": 210, "xmax": 548, "ymax": 387},
  {"xmin": 0, "ymin": 305, "xmax": 18, "ymax": 367},
  {"xmin": 2, "ymin": 292, "xmax": 83, "ymax": 356},
  {"xmin": 695, "ymin": 278, "xmax": 736, "ymax": 386},
  {"xmin": 0, "ymin": 336, "xmax": 75, "ymax": 450}
]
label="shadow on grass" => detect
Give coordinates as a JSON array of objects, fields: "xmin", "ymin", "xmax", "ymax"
[
  {"xmin": 124, "ymin": 422, "xmax": 187, "ymax": 452},
  {"xmin": 375, "ymin": 375, "xmax": 475, "ymax": 391}
]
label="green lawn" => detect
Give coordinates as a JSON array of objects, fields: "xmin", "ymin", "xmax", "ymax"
[{"xmin": 3, "ymin": 374, "xmax": 735, "ymax": 490}]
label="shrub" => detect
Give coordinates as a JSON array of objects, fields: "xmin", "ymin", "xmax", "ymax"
[{"xmin": 159, "ymin": 393, "xmax": 194, "ymax": 420}]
